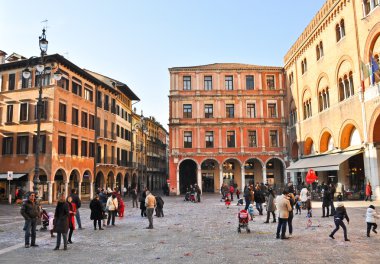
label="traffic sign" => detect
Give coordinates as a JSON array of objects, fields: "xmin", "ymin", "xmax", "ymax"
[{"xmin": 7, "ymin": 171, "xmax": 13, "ymax": 181}]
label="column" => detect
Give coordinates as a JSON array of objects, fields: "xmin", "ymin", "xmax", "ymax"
[
  {"xmin": 78, "ymin": 182, "xmax": 82, "ymax": 200},
  {"xmin": 176, "ymin": 168, "xmax": 180, "ymax": 195},
  {"xmin": 365, "ymin": 144, "xmax": 380, "ymax": 200},
  {"xmin": 262, "ymin": 167, "xmax": 267, "ymax": 185},
  {"xmin": 90, "ymin": 182, "xmax": 94, "ymax": 200},
  {"xmin": 219, "ymin": 165, "xmax": 224, "ymax": 191},
  {"xmin": 64, "ymin": 182, "xmax": 69, "ymax": 198},
  {"xmin": 283, "ymin": 169, "xmax": 287, "ymax": 184},
  {"xmin": 48, "ymin": 181, "xmax": 53, "ymax": 204},
  {"xmin": 241, "ymin": 166, "xmax": 245, "ymax": 191},
  {"xmin": 197, "ymin": 166, "xmax": 202, "ymax": 193}
]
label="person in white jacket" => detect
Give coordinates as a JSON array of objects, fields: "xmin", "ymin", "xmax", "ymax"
[
  {"xmin": 300, "ymin": 187, "xmax": 308, "ymax": 209},
  {"xmin": 366, "ymin": 205, "xmax": 379, "ymax": 237},
  {"xmin": 106, "ymin": 194, "xmax": 118, "ymax": 226}
]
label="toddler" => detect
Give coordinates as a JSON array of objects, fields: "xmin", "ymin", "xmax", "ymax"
[
  {"xmin": 248, "ymin": 204, "xmax": 255, "ymax": 220},
  {"xmin": 295, "ymin": 194, "xmax": 302, "ymax": 215},
  {"xmin": 366, "ymin": 205, "xmax": 379, "ymax": 237}
]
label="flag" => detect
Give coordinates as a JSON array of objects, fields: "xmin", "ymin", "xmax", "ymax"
[
  {"xmin": 370, "ymin": 56, "xmax": 379, "ymax": 85},
  {"xmin": 360, "ymin": 60, "xmax": 370, "ymax": 91}
]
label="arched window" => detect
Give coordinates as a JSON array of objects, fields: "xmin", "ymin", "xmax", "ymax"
[
  {"xmin": 318, "ymin": 87, "xmax": 330, "ymax": 112},
  {"xmin": 303, "ymin": 99, "xmax": 312, "ymax": 119},
  {"xmin": 316, "ymin": 45, "xmax": 321, "ymax": 60},
  {"xmin": 363, "ymin": 0, "xmax": 379, "ymax": 16},
  {"xmin": 301, "ymin": 61, "xmax": 305, "ymax": 74},
  {"xmin": 339, "ymin": 72, "xmax": 354, "ymax": 101},
  {"xmin": 304, "ymin": 58, "xmax": 307, "ymax": 73},
  {"xmin": 336, "ymin": 19, "xmax": 346, "ymax": 42}
]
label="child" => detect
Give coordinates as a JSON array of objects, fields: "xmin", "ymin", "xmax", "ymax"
[
  {"xmin": 366, "ymin": 205, "xmax": 379, "ymax": 237},
  {"xmin": 329, "ymin": 202, "xmax": 350, "ymax": 241},
  {"xmin": 248, "ymin": 204, "xmax": 255, "ymax": 220},
  {"xmin": 225, "ymin": 193, "xmax": 231, "ymax": 208},
  {"xmin": 48, "ymin": 212, "xmax": 55, "ymax": 238},
  {"xmin": 305, "ymin": 196, "xmax": 312, "ymax": 217},
  {"xmin": 295, "ymin": 195, "xmax": 302, "ymax": 215}
]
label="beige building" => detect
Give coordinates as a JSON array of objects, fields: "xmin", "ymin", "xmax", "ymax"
[{"xmin": 285, "ymin": 0, "xmax": 380, "ymax": 199}]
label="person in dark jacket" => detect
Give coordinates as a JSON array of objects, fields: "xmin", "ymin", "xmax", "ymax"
[
  {"xmin": 264, "ymin": 188, "xmax": 276, "ymax": 223},
  {"xmin": 70, "ymin": 189, "xmax": 82, "ymax": 229},
  {"xmin": 140, "ymin": 188, "xmax": 147, "ymax": 217},
  {"xmin": 54, "ymin": 193, "xmax": 70, "ymax": 250},
  {"xmin": 155, "ymin": 196, "xmax": 164, "ymax": 217},
  {"xmin": 20, "ymin": 192, "xmax": 40, "ymax": 248},
  {"xmin": 329, "ymin": 183, "xmax": 336, "ymax": 216},
  {"xmin": 195, "ymin": 184, "xmax": 202, "ymax": 203},
  {"xmin": 254, "ymin": 185, "xmax": 265, "ymax": 215},
  {"xmin": 329, "ymin": 202, "xmax": 350, "ymax": 241},
  {"xmin": 322, "ymin": 185, "xmax": 330, "ymax": 217},
  {"xmin": 90, "ymin": 195, "xmax": 104, "ymax": 230}
]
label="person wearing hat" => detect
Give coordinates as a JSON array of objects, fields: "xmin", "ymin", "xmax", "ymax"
[{"xmin": 329, "ymin": 202, "xmax": 350, "ymax": 241}]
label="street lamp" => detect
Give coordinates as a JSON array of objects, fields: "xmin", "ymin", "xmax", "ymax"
[{"xmin": 22, "ymin": 28, "xmax": 62, "ymax": 197}]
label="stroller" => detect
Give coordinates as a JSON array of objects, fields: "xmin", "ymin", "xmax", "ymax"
[
  {"xmin": 40, "ymin": 208, "xmax": 49, "ymax": 231},
  {"xmin": 237, "ymin": 209, "xmax": 251, "ymax": 233},
  {"xmin": 190, "ymin": 192, "xmax": 196, "ymax": 202}
]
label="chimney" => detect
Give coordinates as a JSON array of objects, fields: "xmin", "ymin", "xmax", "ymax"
[{"xmin": 0, "ymin": 50, "xmax": 7, "ymax": 64}]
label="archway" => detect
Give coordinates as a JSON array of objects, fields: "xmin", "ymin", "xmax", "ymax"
[
  {"xmin": 37, "ymin": 169, "xmax": 48, "ymax": 201},
  {"xmin": 222, "ymin": 158, "xmax": 242, "ymax": 188},
  {"xmin": 179, "ymin": 159, "xmax": 198, "ymax": 194},
  {"xmin": 82, "ymin": 170, "xmax": 91, "ymax": 199},
  {"xmin": 291, "ymin": 142, "xmax": 299, "ymax": 160},
  {"xmin": 107, "ymin": 171, "xmax": 114, "ymax": 190},
  {"xmin": 244, "ymin": 158, "xmax": 264, "ymax": 186},
  {"xmin": 373, "ymin": 114, "xmax": 380, "ymax": 143},
  {"xmin": 304, "ymin": 137, "xmax": 315, "ymax": 155},
  {"xmin": 95, "ymin": 171, "xmax": 104, "ymax": 190},
  {"xmin": 116, "ymin": 173, "xmax": 122, "ymax": 194},
  {"xmin": 53, "ymin": 169, "xmax": 66, "ymax": 201},
  {"xmin": 201, "ymin": 159, "xmax": 219, "ymax": 193},
  {"xmin": 340, "ymin": 124, "xmax": 361, "ymax": 149},
  {"xmin": 69, "ymin": 169, "xmax": 80, "ymax": 194},
  {"xmin": 320, "ymin": 131, "xmax": 334, "ymax": 153},
  {"xmin": 124, "ymin": 173, "xmax": 129, "ymax": 189},
  {"xmin": 266, "ymin": 158, "xmax": 285, "ymax": 190}
]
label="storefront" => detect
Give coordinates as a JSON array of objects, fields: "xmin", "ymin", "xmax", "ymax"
[{"xmin": 0, "ymin": 173, "xmax": 28, "ymax": 201}]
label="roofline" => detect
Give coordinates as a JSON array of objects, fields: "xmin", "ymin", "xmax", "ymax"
[{"xmin": 169, "ymin": 63, "xmax": 283, "ymax": 72}]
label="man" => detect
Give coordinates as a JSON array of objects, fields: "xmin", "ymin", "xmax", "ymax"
[
  {"xmin": 123, "ymin": 186, "xmax": 127, "ymax": 198},
  {"xmin": 131, "ymin": 187, "xmax": 138, "ymax": 208},
  {"xmin": 20, "ymin": 192, "xmax": 40, "ymax": 248},
  {"xmin": 145, "ymin": 190, "xmax": 156, "ymax": 229},
  {"xmin": 254, "ymin": 185, "xmax": 264, "ymax": 215},
  {"xmin": 70, "ymin": 189, "xmax": 83, "ymax": 229},
  {"xmin": 322, "ymin": 185, "xmax": 330, "ymax": 217},
  {"xmin": 195, "ymin": 184, "xmax": 201, "ymax": 203},
  {"xmin": 276, "ymin": 190, "xmax": 292, "ymax": 239},
  {"xmin": 229, "ymin": 185, "xmax": 235, "ymax": 201}
]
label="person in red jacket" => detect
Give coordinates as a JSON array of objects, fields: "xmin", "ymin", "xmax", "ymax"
[
  {"xmin": 66, "ymin": 196, "xmax": 77, "ymax": 244},
  {"xmin": 229, "ymin": 185, "xmax": 235, "ymax": 201},
  {"xmin": 365, "ymin": 182, "xmax": 373, "ymax": 202}
]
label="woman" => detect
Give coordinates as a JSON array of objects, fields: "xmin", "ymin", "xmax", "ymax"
[
  {"xmin": 264, "ymin": 188, "xmax": 276, "ymax": 223},
  {"xmin": 365, "ymin": 182, "xmax": 373, "ymax": 202},
  {"xmin": 287, "ymin": 193, "xmax": 295, "ymax": 237},
  {"xmin": 90, "ymin": 195, "xmax": 104, "ymax": 230},
  {"xmin": 54, "ymin": 193, "xmax": 69, "ymax": 250},
  {"xmin": 140, "ymin": 188, "xmax": 147, "ymax": 217},
  {"xmin": 106, "ymin": 193, "xmax": 118, "ymax": 226},
  {"xmin": 300, "ymin": 186, "xmax": 309, "ymax": 209},
  {"xmin": 66, "ymin": 196, "xmax": 76, "ymax": 244}
]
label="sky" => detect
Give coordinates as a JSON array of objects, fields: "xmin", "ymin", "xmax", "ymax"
[{"xmin": 0, "ymin": 0, "xmax": 325, "ymax": 129}]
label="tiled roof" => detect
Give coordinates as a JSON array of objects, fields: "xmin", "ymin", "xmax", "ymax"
[{"xmin": 169, "ymin": 63, "xmax": 283, "ymax": 72}]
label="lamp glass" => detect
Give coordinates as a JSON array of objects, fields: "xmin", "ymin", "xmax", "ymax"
[
  {"xmin": 45, "ymin": 66, "xmax": 52, "ymax": 74},
  {"xmin": 36, "ymin": 64, "xmax": 44, "ymax": 73},
  {"xmin": 22, "ymin": 69, "xmax": 31, "ymax": 79},
  {"xmin": 39, "ymin": 39, "xmax": 48, "ymax": 53},
  {"xmin": 53, "ymin": 71, "xmax": 62, "ymax": 81}
]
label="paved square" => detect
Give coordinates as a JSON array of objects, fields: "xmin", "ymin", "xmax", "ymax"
[{"xmin": 0, "ymin": 195, "xmax": 379, "ymax": 264}]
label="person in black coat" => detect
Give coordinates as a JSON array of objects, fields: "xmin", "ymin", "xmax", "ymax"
[
  {"xmin": 140, "ymin": 188, "xmax": 147, "ymax": 217},
  {"xmin": 155, "ymin": 196, "xmax": 164, "ymax": 217},
  {"xmin": 90, "ymin": 195, "xmax": 104, "ymax": 230},
  {"xmin": 322, "ymin": 185, "xmax": 330, "ymax": 217},
  {"xmin": 329, "ymin": 202, "xmax": 350, "ymax": 241},
  {"xmin": 54, "ymin": 193, "xmax": 69, "ymax": 250}
]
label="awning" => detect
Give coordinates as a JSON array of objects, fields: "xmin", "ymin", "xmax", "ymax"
[
  {"xmin": 286, "ymin": 149, "xmax": 362, "ymax": 172},
  {"xmin": 0, "ymin": 173, "xmax": 27, "ymax": 180}
]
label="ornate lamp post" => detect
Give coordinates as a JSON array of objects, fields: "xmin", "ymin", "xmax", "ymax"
[{"xmin": 22, "ymin": 28, "xmax": 62, "ymax": 197}]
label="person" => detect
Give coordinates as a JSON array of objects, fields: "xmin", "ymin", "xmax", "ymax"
[
  {"xmin": 106, "ymin": 193, "xmax": 118, "ymax": 226},
  {"xmin": 329, "ymin": 183, "xmax": 336, "ymax": 216},
  {"xmin": 329, "ymin": 202, "xmax": 350, "ymax": 241},
  {"xmin": 229, "ymin": 185, "xmax": 235, "ymax": 201},
  {"xmin": 90, "ymin": 194, "xmax": 104, "ymax": 230},
  {"xmin": 295, "ymin": 193, "xmax": 301, "ymax": 215},
  {"xmin": 365, "ymin": 182, "xmax": 373, "ymax": 202},
  {"xmin": 366, "ymin": 205, "xmax": 379, "ymax": 237},
  {"xmin": 195, "ymin": 184, "xmax": 201, "ymax": 203},
  {"xmin": 264, "ymin": 188, "xmax": 276, "ymax": 223},
  {"xmin": 145, "ymin": 190, "xmax": 156, "ymax": 229},
  {"xmin": 236, "ymin": 188, "xmax": 241, "ymax": 200},
  {"xmin": 254, "ymin": 185, "xmax": 265, "ymax": 215},
  {"xmin": 248, "ymin": 204, "xmax": 255, "ymax": 220},
  {"xmin": 131, "ymin": 187, "xmax": 138, "ymax": 208},
  {"xmin": 287, "ymin": 193, "xmax": 295, "ymax": 237},
  {"xmin": 243, "ymin": 185, "xmax": 250, "ymax": 210},
  {"xmin": 20, "ymin": 192, "xmax": 40, "ymax": 248},
  {"xmin": 54, "ymin": 193, "xmax": 70, "ymax": 250},
  {"xmin": 70, "ymin": 189, "xmax": 83, "ymax": 229},
  {"xmin": 300, "ymin": 186, "xmax": 308, "ymax": 209},
  {"xmin": 276, "ymin": 190, "xmax": 292, "ymax": 239},
  {"xmin": 306, "ymin": 196, "xmax": 312, "ymax": 217},
  {"xmin": 322, "ymin": 185, "xmax": 330, "ymax": 217},
  {"xmin": 155, "ymin": 196, "xmax": 164, "ymax": 217},
  {"xmin": 225, "ymin": 193, "xmax": 231, "ymax": 208},
  {"xmin": 123, "ymin": 186, "xmax": 127, "ymax": 198},
  {"xmin": 66, "ymin": 196, "xmax": 76, "ymax": 244},
  {"xmin": 140, "ymin": 188, "xmax": 147, "ymax": 217}
]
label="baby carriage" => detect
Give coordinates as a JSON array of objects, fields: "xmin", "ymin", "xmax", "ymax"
[
  {"xmin": 40, "ymin": 208, "xmax": 49, "ymax": 231},
  {"xmin": 238, "ymin": 209, "xmax": 250, "ymax": 233},
  {"xmin": 190, "ymin": 192, "xmax": 196, "ymax": 202}
]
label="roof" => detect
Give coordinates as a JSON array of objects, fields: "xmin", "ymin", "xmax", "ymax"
[
  {"xmin": 84, "ymin": 69, "xmax": 139, "ymax": 101},
  {"xmin": 6, "ymin": 52, "xmax": 27, "ymax": 62},
  {"xmin": 169, "ymin": 63, "xmax": 283, "ymax": 72}
]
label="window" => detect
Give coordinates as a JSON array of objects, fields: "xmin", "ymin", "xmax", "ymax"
[
  {"xmin": 89, "ymin": 114, "xmax": 95, "ymax": 130},
  {"xmin": 111, "ymin": 99, "xmax": 116, "ymax": 114},
  {"xmin": 2, "ymin": 137, "xmax": 13, "ymax": 155},
  {"xmin": 81, "ymin": 140, "xmax": 88, "ymax": 157},
  {"xmin": 268, "ymin": 103, "xmax": 277, "ymax": 118},
  {"xmin": 225, "ymin": 76, "xmax": 233, "ymax": 90},
  {"xmin": 204, "ymin": 76, "xmax": 212, "ymax": 90},
  {"xmin": 19, "ymin": 103, "xmax": 28, "ymax": 122},
  {"xmin": 290, "ymin": 109, "xmax": 297, "ymax": 126},
  {"xmin": 227, "ymin": 131, "xmax": 235, "ymax": 148},
  {"xmin": 111, "ymin": 122, "xmax": 115, "ymax": 139},
  {"xmin": 104, "ymin": 120, "xmax": 108, "ymax": 138},
  {"xmin": 184, "ymin": 131, "xmax": 192, "ymax": 148},
  {"xmin": 363, "ymin": 0, "xmax": 379, "ymax": 16},
  {"xmin": 316, "ymin": 41, "xmax": 324, "ymax": 60},
  {"xmin": 339, "ymin": 72, "xmax": 354, "ymax": 101},
  {"xmin": 6, "ymin": 105, "xmax": 13, "ymax": 123},
  {"xmin": 301, "ymin": 58, "xmax": 307, "ymax": 74},
  {"xmin": 246, "ymin": 75, "xmax": 255, "ymax": 90},
  {"xmin": 116, "ymin": 125, "xmax": 120, "ymax": 137},
  {"xmin": 71, "ymin": 138, "xmax": 78, "ymax": 155},
  {"xmin": 303, "ymin": 99, "xmax": 312, "ymax": 119},
  {"xmin": 111, "ymin": 146, "xmax": 115, "ymax": 164},
  {"xmin": 288, "ymin": 72, "xmax": 294, "ymax": 86},
  {"xmin": 59, "ymin": 103, "xmax": 66, "ymax": 122},
  {"xmin": 72, "ymin": 78, "xmax": 82, "ymax": 97},
  {"xmin": 89, "ymin": 142, "xmax": 95, "ymax": 157},
  {"xmin": 266, "ymin": 75, "xmax": 275, "ymax": 90},
  {"xmin": 204, "ymin": 104, "xmax": 213, "ymax": 118},
  {"xmin": 183, "ymin": 104, "xmax": 192, "ymax": 118},
  {"xmin": 81, "ymin": 111, "xmax": 88, "ymax": 128},
  {"xmin": 96, "ymin": 91, "xmax": 102, "ymax": 108},
  {"xmin": 72, "ymin": 108, "xmax": 79, "ymax": 125},
  {"xmin": 247, "ymin": 103, "xmax": 256, "ymax": 118},
  {"xmin": 319, "ymin": 88, "xmax": 330, "ymax": 112},
  {"xmin": 183, "ymin": 76, "xmax": 191, "ymax": 90},
  {"xmin": 336, "ymin": 19, "xmax": 346, "ymax": 42},
  {"xmin": 84, "ymin": 88, "xmax": 93, "ymax": 102},
  {"xmin": 104, "ymin": 145, "xmax": 108, "ymax": 163},
  {"xmin": 58, "ymin": 136, "xmax": 66, "ymax": 155},
  {"xmin": 226, "ymin": 104, "xmax": 234, "ymax": 118},
  {"xmin": 34, "ymin": 101, "xmax": 48, "ymax": 120},
  {"xmin": 248, "ymin": 130, "xmax": 257, "ymax": 147},
  {"xmin": 17, "ymin": 135, "xmax": 29, "ymax": 155},
  {"xmin": 22, "ymin": 75, "xmax": 32, "ymax": 89},
  {"xmin": 116, "ymin": 105, "xmax": 120, "ymax": 116},
  {"xmin": 97, "ymin": 144, "xmax": 101, "ymax": 163},
  {"xmin": 35, "ymin": 72, "xmax": 50, "ymax": 87},
  {"xmin": 57, "ymin": 75, "xmax": 69, "ymax": 90},
  {"xmin": 270, "ymin": 130, "xmax": 278, "ymax": 147},
  {"xmin": 205, "ymin": 131, "xmax": 214, "ymax": 148},
  {"xmin": 104, "ymin": 95, "xmax": 109, "ymax": 111},
  {"xmin": 33, "ymin": 135, "xmax": 46, "ymax": 154},
  {"xmin": 8, "ymin": 73, "xmax": 15, "ymax": 91}
]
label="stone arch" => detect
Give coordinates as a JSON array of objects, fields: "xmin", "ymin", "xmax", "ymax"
[
  {"xmin": 334, "ymin": 55, "xmax": 355, "ymax": 84},
  {"xmin": 316, "ymin": 72, "xmax": 330, "ymax": 96},
  {"xmin": 177, "ymin": 158, "xmax": 200, "ymax": 170},
  {"xmin": 124, "ymin": 172, "xmax": 130, "ymax": 188},
  {"xmin": 291, "ymin": 141, "xmax": 299, "ymax": 160},
  {"xmin": 200, "ymin": 157, "xmax": 219, "ymax": 167},
  {"xmin": 319, "ymin": 128, "xmax": 335, "ymax": 153},
  {"xmin": 339, "ymin": 120, "xmax": 362, "ymax": 149},
  {"xmin": 27, "ymin": 167, "xmax": 49, "ymax": 182},
  {"xmin": 116, "ymin": 172, "xmax": 123, "ymax": 191},
  {"xmin": 178, "ymin": 158, "xmax": 198, "ymax": 194},
  {"xmin": 221, "ymin": 157, "xmax": 242, "ymax": 167},
  {"xmin": 363, "ymin": 22, "xmax": 380, "ymax": 64},
  {"xmin": 82, "ymin": 169, "xmax": 93, "ymax": 182},
  {"xmin": 265, "ymin": 156, "xmax": 286, "ymax": 169},
  {"xmin": 82, "ymin": 170, "xmax": 92, "ymax": 199},
  {"xmin": 200, "ymin": 158, "xmax": 219, "ymax": 193},
  {"xmin": 368, "ymin": 107, "xmax": 380, "ymax": 143},
  {"xmin": 53, "ymin": 168, "xmax": 67, "ymax": 200},
  {"xmin": 95, "ymin": 171, "xmax": 105, "ymax": 190},
  {"xmin": 106, "ymin": 171, "xmax": 115, "ymax": 190},
  {"xmin": 243, "ymin": 157, "xmax": 265, "ymax": 168},
  {"xmin": 302, "ymin": 86, "xmax": 312, "ymax": 101},
  {"xmin": 265, "ymin": 157, "xmax": 286, "ymax": 187},
  {"xmin": 243, "ymin": 157, "xmax": 265, "ymax": 186},
  {"xmin": 304, "ymin": 136, "xmax": 315, "ymax": 155}
]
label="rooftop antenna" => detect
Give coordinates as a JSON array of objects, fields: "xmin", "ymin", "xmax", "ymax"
[{"xmin": 41, "ymin": 19, "xmax": 48, "ymax": 30}]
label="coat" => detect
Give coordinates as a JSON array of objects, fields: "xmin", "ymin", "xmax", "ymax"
[
  {"xmin": 366, "ymin": 184, "xmax": 372, "ymax": 196},
  {"xmin": 366, "ymin": 208, "xmax": 379, "ymax": 223},
  {"xmin": 266, "ymin": 193, "xmax": 276, "ymax": 212},
  {"xmin": 54, "ymin": 201, "xmax": 69, "ymax": 233},
  {"xmin": 20, "ymin": 200, "xmax": 40, "ymax": 220},
  {"xmin": 90, "ymin": 198, "xmax": 103, "ymax": 220},
  {"xmin": 67, "ymin": 202, "xmax": 77, "ymax": 230},
  {"xmin": 106, "ymin": 197, "xmax": 118, "ymax": 211},
  {"xmin": 276, "ymin": 195, "xmax": 292, "ymax": 219},
  {"xmin": 334, "ymin": 206, "xmax": 349, "ymax": 222},
  {"xmin": 145, "ymin": 193, "xmax": 156, "ymax": 209},
  {"xmin": 254, "ymin": 190, "xmax": 265, "ymax": 203},
  {"xmin": 300, "ymin": 188, "xmax": 308, "ymax": 202}
]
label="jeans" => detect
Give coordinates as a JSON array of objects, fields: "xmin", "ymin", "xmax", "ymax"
[
  {"xmin": 107, "ymin": 210, "xmax": 116, "ymax": 225},
  {"xmin": 230, "ymin": 192, "xmax": 234, "ymax": 201},
  {"xmin": 244, "ymin": 198, "xmax": 250, "ymax": 210},
  {"xmin": 75, "ymin": 209, "xmax": 82, "ymax": 228},
  {"xmin": 276, "ymin": 218, "xmax": 288, "ymax": 238},
  {"xmin": 146, "ymin": 208, "xmax": 154, "ymax": 228},
  {"xmin": 256, "ymin": 203, "xmax": 263, "ymax": 214},
  {"xmin": 132, "ymin": 198, "xmax": 138, "ymax": 208},
  {"xmin": 56, "ymin": 232, "xmax": 67, "ymax": 248},
  {"xmin": 288, "ymin": 211, "xmax": 294, "ymax": 234},
  {"xmin": 24, "ymin": 218, "xmax": 37, "ymax": 245},
  {"xmin": 365, "ymin": 195, "xmax": 372, "ymax": 202},
  {"xmin": 367, "ymin": 222, "xmax": 378, "ymax": 236},
  {"xmin": 331, "ymin": 219, "xmax": 348, "ymax": 239}
]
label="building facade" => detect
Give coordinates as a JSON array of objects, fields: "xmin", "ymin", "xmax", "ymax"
[
  {"xmin": 284, "ymin": 0, "xmax": 380, "ymax": 199},
  {"xmin": 168, "ymin": 63, "xmax": 287, "ymax": 194}
]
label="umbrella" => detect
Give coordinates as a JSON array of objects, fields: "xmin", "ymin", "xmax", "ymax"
[{"xmin": 305, "ymin": 169, "xmax": 318, "ymax": 184}]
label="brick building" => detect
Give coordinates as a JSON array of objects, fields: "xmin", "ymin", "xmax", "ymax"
[{"xmin": 168, "ymin": 63, "xmax": 287, "ymax": 194}]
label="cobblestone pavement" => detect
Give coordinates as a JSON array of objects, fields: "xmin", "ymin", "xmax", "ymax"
[{"xmin": 0, "ymin": 195, "xmax": 379, "ymax": 264}]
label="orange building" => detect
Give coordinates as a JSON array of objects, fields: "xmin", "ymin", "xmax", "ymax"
[{"xmin": 168, "ymin": 63, "xmax": 287, "ymax": 194}]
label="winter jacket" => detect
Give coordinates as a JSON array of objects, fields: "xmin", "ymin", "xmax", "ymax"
[
  {"xmin": 254, "ymin": 190, "xmax": 265, "ymax": 203},
  {"xmin": 67, "ymin": 202, "xmax": 77, "ymax": 230},
  {"xmin": 300, "ymin": 188, "xmax": 308, "ymax": 202},
  {"xmin": 90, "ymin": 198, "xmax": 104, "ymax": 220},
  {"xmin": 266, "ymin": 193, "xmax": 276, "ymax": 212},
  {"xmin": 322, "ymin": 190, "xmax": 330, "ymax": 205},
  {"xmin": 145, "ymin": 193, "xmax": 156, "ymax": 209},
  {"xmin": 70, "ymin": 193, "xmax": 81, "ymax": 209},
  {"xmin": 54, "ymin": 201, "xmax": 69, "ymax": 233},
  {"xmin": 20, "ymin": 200, "xmax": 40, "ymax": 220},
  {"xmin": 334, "ymin": 206, "xmax": 349, "ymax": 222},
  {"xmin": 106, "ymin": 197, "xmax": 118, "ymax": 211},
  {"xmin": 276, "ymin": 195, "xmax": 292, "ymax": 219},
  {"xmin": 366, "ymin": 208, "xmax": 379, "ymax": 223},
  {"xmin": 366, "ymin": 184, "xmax": 373, "ymax": 196}
]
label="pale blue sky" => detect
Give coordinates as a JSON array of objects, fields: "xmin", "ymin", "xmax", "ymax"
[{"xmin": 0, "ymin": 0, "xmax": 325, "ymax": 129}]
